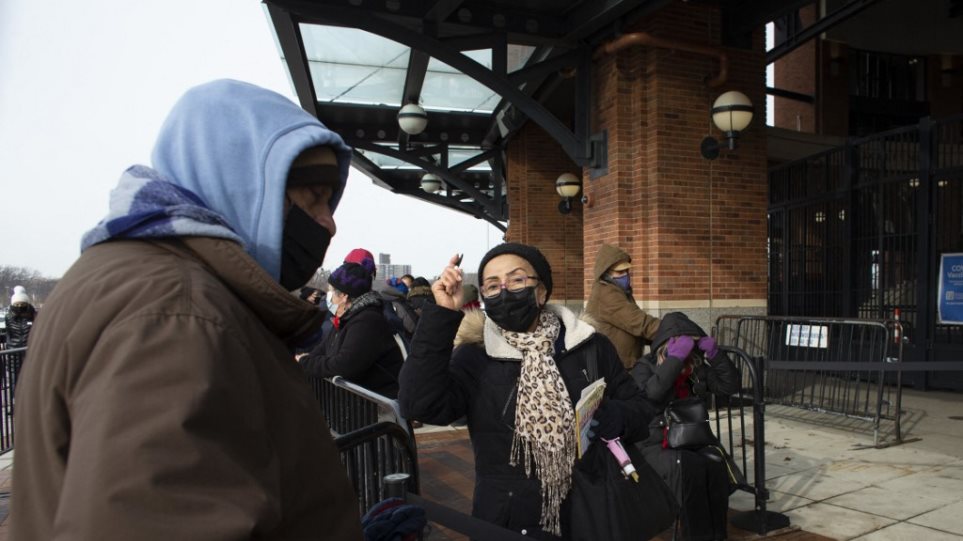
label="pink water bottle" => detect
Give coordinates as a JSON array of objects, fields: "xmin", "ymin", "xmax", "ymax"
[{"xmin": 602, "ymin": 437, "xmax": 639, "ymax": 482}]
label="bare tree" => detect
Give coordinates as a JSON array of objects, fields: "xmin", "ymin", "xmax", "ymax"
[{"xmin": 1, "ymin": 266, "xmax": 60, "ymax": 307}]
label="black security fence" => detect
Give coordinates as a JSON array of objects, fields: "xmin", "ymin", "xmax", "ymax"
[
  {"xmin": 715, "ymin": 316, "xmax": 902, "ymax": 448},
  {"xmin": 768, "ymin": 114, "xmax": 963, "ymax": 390},
  {"xmin": 311, "ymin": 376, "xmax": 419, "ymax": 517},
  {"xmin": 0, "ymin": 345, "xmax": 25, "ymax": 455}
]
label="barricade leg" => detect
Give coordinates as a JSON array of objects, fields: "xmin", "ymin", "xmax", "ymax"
[
  {"xmin": 384, "ymin": 472, "xmax": 411, "ymax": 500},
  {"xmin": 730, "ymin": 355, "xmax": 790, "ymax": 535}
]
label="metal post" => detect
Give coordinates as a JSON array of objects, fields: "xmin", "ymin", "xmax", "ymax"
[
  {"xmin": 730, "ymin": 354, "xmax": 790, "ymax": 535},
  {"xmin": 384, "ymin": 473, "xmax": 411, "ymax": 501},
  {"xmin": 916, "ymin": 116, "xmax": 934, "ymax": 388},
  {"xmin": 843, "ymin": 140, "xmax": 856, "ymax": 316}
]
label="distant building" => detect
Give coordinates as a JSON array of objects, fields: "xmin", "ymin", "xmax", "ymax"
[{"xmin": 377, "ymin": 253, "xmax": 411, "ymax": 281}]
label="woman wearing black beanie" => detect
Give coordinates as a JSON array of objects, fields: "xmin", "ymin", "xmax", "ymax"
[{"xmin": 399, "ymin": 243, "xmax": 656, "ymax": 539}]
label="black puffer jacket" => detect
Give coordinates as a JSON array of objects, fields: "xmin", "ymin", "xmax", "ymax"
[
  {"xmin": 630, "ymin": 312, "xmax": 740, "ymax": 448},
  {"xmin": 300, "ymin": 292, "xmax": 404, "ymax": 398},
  {"xmin": 399, "ymin": 304, "xmax": 653, "ymax": 539},
  {"xmin": 4, "ymin": 304, "xmax": 36, "ymax": 348}
]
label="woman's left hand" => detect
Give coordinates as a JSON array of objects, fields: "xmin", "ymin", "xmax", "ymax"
[{"xmin": 697, "ymin": 336, "xmax": 718, "ymax": 360}]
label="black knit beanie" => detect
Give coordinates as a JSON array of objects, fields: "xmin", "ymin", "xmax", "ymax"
[
  {"xmin": 477, "ymin": 243, "xmax": 553, "ymax": 301},
  {"xmin": 328, "ymin": 262, "xmax": 372, "ymax": 299}
]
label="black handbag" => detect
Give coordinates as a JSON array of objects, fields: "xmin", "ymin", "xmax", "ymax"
[
  {"xmin": 569, "ymin": 441, "xmax": 678, "ymax": 541},
  {"xmin": 664, "ymin": 397, "xmax": 717, "ymax": 450}
]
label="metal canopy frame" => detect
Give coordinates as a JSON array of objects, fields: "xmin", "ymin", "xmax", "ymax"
[
  {"xmin": 721, "ymin": 0, "xmax": 881, "ymax": 65},
  {"xmin": 265, "ymin": 0, "xmax": 668, "ymax": 228},
  {"xmin": 765, "ymin": 0, "xmax": 880, "ymax": 65},
  {"xmin": 268, "ymin": 0, "xmax": 885, "ymax": 226}
]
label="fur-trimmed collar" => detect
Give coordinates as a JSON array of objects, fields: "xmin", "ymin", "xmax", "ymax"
[{"xmin": 454, "ymin": 305, "xmax": 596, "ymax": 361}]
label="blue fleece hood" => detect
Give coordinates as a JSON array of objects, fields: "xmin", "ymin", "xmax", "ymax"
[{"xmin": 150, "ymin": 79, "xmax": 352, "ymax": 280}]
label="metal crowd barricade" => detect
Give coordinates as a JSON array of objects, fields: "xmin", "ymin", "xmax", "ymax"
[
  {"xmin": 713, "ymin": 345, "xmax": 791, "ymax": 535},
  {"xmin": 0, "ymin": 345, "xmax": 26, "ymax": 455},
  {"xmin": 311, "ymin": 376, "xmax": 419, "ymax": 516},
  {"xmin": 714, "ymin": 315, "xmax": 903, "ymax": 447}
]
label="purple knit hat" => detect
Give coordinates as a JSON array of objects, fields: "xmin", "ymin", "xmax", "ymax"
[
  {"xmin": 328, "ymin": 262, "xmax": 373, "ymax": 299},
  {"xmin": 344, "ymin": 248, "xmax": 377, "ymax": 276}
]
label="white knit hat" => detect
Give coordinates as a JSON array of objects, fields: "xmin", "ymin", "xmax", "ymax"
[
  {"xmin": 11, "ymin": 291, "xmax": 29, "ymax": 305},
  {"xmin": 12, "ymin": 286, "xmax": 25, "ymax": 295}
]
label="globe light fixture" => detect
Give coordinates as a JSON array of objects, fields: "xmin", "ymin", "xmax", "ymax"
[
  {"xmin": 555, "ymin": 172, "xmax": 581, "ymax": 214},
  {"xmin": 421, "ymin": 173, "xmax": 442, "ymax": 194},
  {"xmin": 701, "ymin": 90, "xmax": 754, "ymax": 160},
  {"xmin": 398, "ymin": 103, "xmax": 428, "ymax": 135}
]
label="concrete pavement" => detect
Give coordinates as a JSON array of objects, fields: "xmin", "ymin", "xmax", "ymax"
[{"xmin": 727, "ymin": 388, "xmax": 963, "ymax": 540}]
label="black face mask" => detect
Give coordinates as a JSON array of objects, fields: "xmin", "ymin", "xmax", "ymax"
[
  {"xmin": 279, "ymin": 205, "xmax": 331, "ymax": 291},
  {"xmin": 484, "ymin": 286, "xmax": 541, "ymax": 332}
]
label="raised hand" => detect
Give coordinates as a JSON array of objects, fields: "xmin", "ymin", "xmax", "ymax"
[
  {"xmin": 665, "ymin": 335, "xmax": 695, "ymax": 360},
  {"xmin": 697, "ymin": 336, "xmax": 718, "ymax": 360},
  {"xmin": 431, "ymin": 253, "xmax": 464, "ymax": 311}
]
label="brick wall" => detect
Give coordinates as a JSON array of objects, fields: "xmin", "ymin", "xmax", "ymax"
[
  {"xmin": 774, "ymin": 5, "xmax": 818, "ymax": 132},
  {"xmin": 505, "ymin": 122, "xmax": 584, "ymax": 305},
  {"xmin": 586, "ymin": 2, "xmax": 769, "ymax": 317}
]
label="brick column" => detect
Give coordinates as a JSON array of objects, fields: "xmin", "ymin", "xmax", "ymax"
[
  {"xmin": 505, "ymin": 122, "xmax": 584, "ymax": 307},
  {"xmin": 584, "ymin": 2, "xmax": 769, "ymax": 330}
]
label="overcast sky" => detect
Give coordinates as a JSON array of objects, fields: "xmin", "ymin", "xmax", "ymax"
[{"xmin": 0, "ymin": 1, "xmax": 501, "ymax": 282}]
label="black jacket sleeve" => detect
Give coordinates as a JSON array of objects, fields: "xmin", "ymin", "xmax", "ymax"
[
  {"xmin": 594, "ymin": 336, "xmax": 655, "ymax": 444},
  {"xmin": 398, "ymin": 304, "xmax": 472, "ymax": 425},
  {"xmin": 300, "ymin": 311, "xmax": 391, "ymax": 380},
  {"xmin": 637, "ymin": 355, "xmax": 685, "ymax": 404},
  {"xmin": 697, "ymin": 352, "xmax": 741, "ymax": 397}
]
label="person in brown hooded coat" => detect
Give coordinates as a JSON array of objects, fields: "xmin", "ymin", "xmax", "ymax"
[
  {"xmin": 584, "ymin": 244, "xmax": 660, "ymax": 369},
  {"xmin": 11, "ymin": 80, "xmax": 363, "ymax": 540}
]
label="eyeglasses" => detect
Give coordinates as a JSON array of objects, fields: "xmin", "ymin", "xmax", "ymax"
[{"xmin": 481, "ymin": 274, "xmax": 539, "ymax": 299}]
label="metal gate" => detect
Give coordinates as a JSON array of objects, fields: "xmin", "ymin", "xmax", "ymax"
[
  {"xmin": 768, "ymin": 114, "xmax": 963, "ymax": 390},
  {"xmin": 715, "ymin": 316, "xmax": 902, "ymax": 447}
]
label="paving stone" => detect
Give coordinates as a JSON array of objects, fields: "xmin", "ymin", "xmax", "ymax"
[
  {"xmin": 852, "ymin": 521, "xmax": 963, "ymax": 540},
  {"xmin": 766, "ymin": 470, "xmax": 869, "ymax": 501},
  {"xmin": 787, "ymin": 502, "xmax": 896, "ymax": 540},
  {"xmin": 730, "ymin": 487, "xmax": 815, "ymax": 513},
  {"xmin": 876, "ymin": 467, "xmax": 963, "ymax": 505},
  {"xmin": 817, "ymin": 461, "xmax": 923, "ymax": 485},
  {"xmin": 824, "ymin": 486, "xmax": 951, "ymax": 521},
  {"xmin": 908, "ymin": 501, "xmax": 963, "ymax": 536}
]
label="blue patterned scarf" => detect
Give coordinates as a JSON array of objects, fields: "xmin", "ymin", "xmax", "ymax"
[{"xmin": 81, "ymin": 165, "xmax": 244, "ymax": 252}]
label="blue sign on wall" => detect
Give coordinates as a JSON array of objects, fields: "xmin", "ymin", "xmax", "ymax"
[{"xmin": 938, "ymin": 253, "xmax": 963, "ymax": 325}]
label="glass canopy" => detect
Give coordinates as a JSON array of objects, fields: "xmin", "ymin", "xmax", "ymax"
[
  {"xmin": 299, "ymin": 23, "xmax": 534, "ymax": 113},
  {"xmin": 357, "ymin": 146, "xmax": 492, "ymax": 171}
]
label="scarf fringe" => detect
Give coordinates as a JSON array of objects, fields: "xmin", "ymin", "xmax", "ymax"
[{"xmin": 509, "ymin": 433, "xmax": 575, "ymax": 536}]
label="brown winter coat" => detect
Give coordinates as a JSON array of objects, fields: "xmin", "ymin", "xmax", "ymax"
[
  {"xmin": 11, "ymin": 237, "xmax": 363, "ymax": 540},
  {"xmin": 584, "ymin": 244, "xmax": 660, "ymax": 369}
]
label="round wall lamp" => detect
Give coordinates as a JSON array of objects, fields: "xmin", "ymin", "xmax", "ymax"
[
  {"xmin": 421, "ymin": 173, "xmax": 443, "ymax": 194},
  {"xmin": 701, "ymin": 90, "xmax": 754, "ymax": 160},
  {"xmin": 556, "ymin": 172, "xmax": 581, "ymax": 214},
  {"xmin": 398, "ymin": 103, "xmax": 428, "ymax": 135}
]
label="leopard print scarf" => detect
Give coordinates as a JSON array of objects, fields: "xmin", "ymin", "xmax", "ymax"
[{"xmin": 499, "ymin": 310, "xmax": 575, "ymax": 536}]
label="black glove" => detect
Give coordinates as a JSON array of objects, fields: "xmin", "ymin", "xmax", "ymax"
[{"xmin": 588, "ymin": 401, "xmax": 624, "ymax": 440}]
